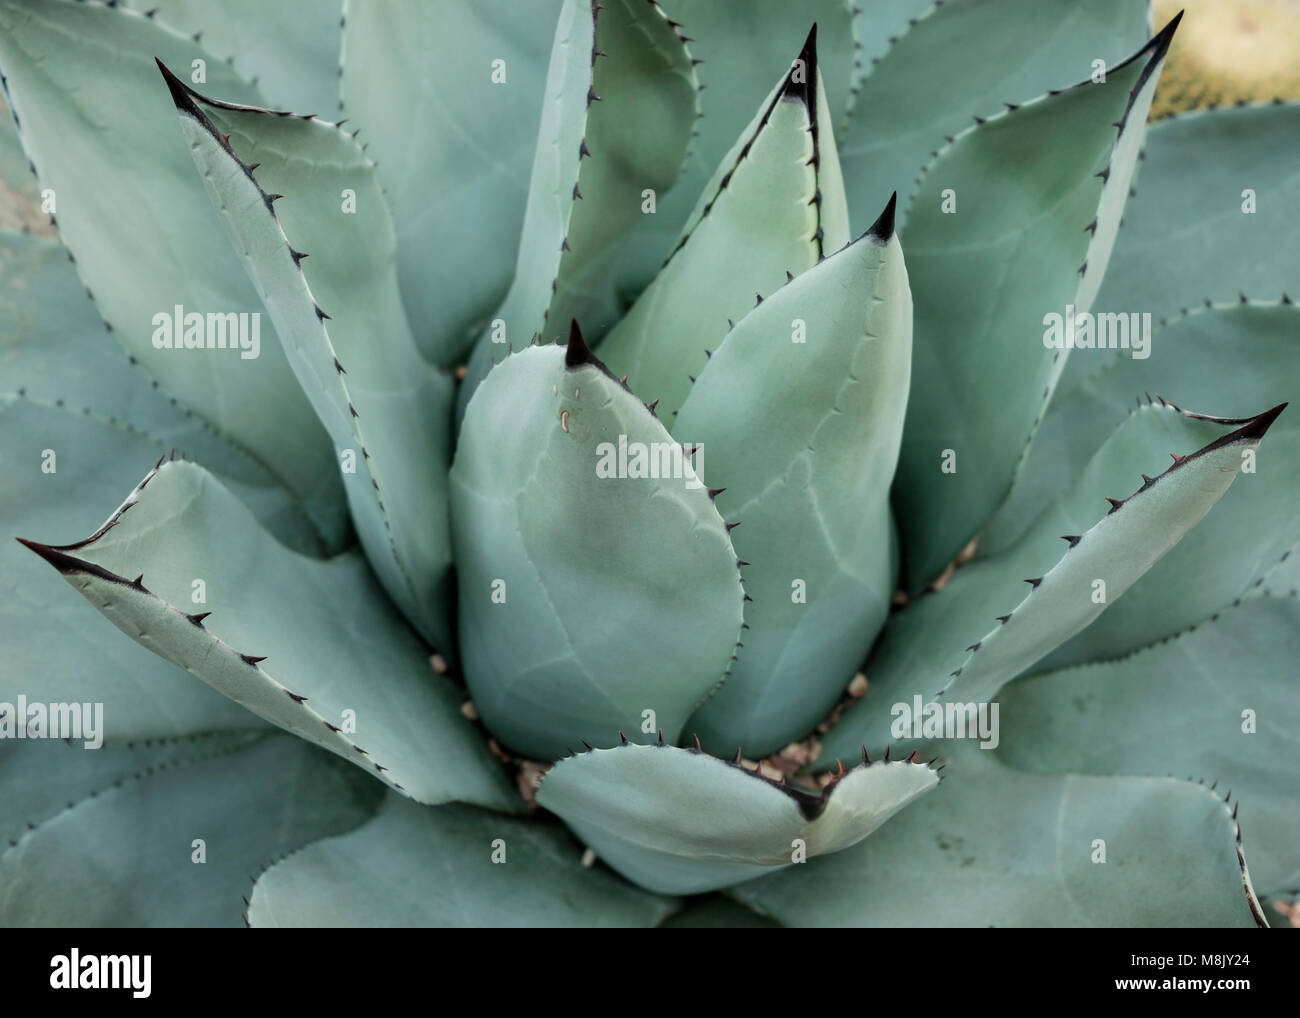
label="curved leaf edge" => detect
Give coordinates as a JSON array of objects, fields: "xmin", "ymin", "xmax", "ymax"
[
  {"xmin": 934, "ymin": 401, "xmax": 1285, "ymax": 701},
  {"xmin": 154, "ymin": 58, "xmax": 422, "ymax": 618},
  {"xmin": 15, "ymin": 456, "xmax": 424, "ymax": 801}
]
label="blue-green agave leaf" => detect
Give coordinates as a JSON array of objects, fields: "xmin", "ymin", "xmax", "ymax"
[
  {"xmin": 0, "ymin": 733, "xmax": 382, "ymax": 927},
  {"xmin": 849, "ymin": 0, "xmax": 936, "ymax": 71},
  {"xmin": 0, "ymin": 402, "xmax": 273, "ymax": 740},
  {"xmin": 0, "ymin": 732, "xmax": 256, "ymax": 841},
  {"xmin": 341, "ymin": 0, "xmax": 563, "ymax": 364},
  {"xmin": 451, "ymin": 338, "xmax": 743, "ymax": 760},
  {"xmin": 457, "ymin": 0, "xmax": 699, "ymax": 416},
  {"xmin": 535, "ymin": 741, "xmax": 939, "ymax": 895},
  {"xmin": 1003, "ymin": 304, "xmax": 1300, "ymax": 668},
  {"xmin": 999, "ymin": 594, "xmax": 1300, "ymax": 894},
  {"xmin": 987, "ymin": 302, "xmax": 1300, "ymax": 553},
  {"xmin": 893, "ymin": 17, "xmax": 1178, "ymax": 589},
  {"xmin": 123, "ymin": 0, "xmax": 343, "ymax": 113},
  {"xmin": 840, "ymin": 0, "xmax": 1150, "ymax": 236},
  {"xmin": 0, "ymin": 227, "xmax": 322, "ymax": 554},
  {"xmin": 821, "ymin": 401, "xmax": 1285, "ymax": 761},
  {"xmin": 732, "ymin": 742, "xmax": 1266, "ymax": 927},
  {"xmin": 157, "ymin": 64, "xmax": 455, "ymax": 650},
  {"xmin": 248, "ymin": 794, "xmax": 673, "ymax": 927},
  {"xmin": 0, "ymin": 0, "xmax": 347, "ymax": 545},
  {"xmin": 18, "ymin": 460, "xmax": 518, "ymax": 811},
  {"xmin": 1093, "ymin": 102, "xmax": 1300, "ymax": 332},
  {"xmin": 595, "ymin": 25, "xmax": 852, "ymax": 421},
  {"xmin": 673, "ymin": 202, "xmax": 911, "ymax": 757},
  {"xmin": 612, "ymin": 1, "xmax": 856, "ymax": 295}
]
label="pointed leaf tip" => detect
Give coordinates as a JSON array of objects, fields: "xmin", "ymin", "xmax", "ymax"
[
  {"xmin": 564, "ymin": 319, "xmax": 591, "ymax": 368},
  {"xmin": 154, "ymin": 57, "xmax": 203, "ymax": 117},
  {"xmin": 1181, "ymin": 402, "xmax": 1288, "ymax": 464},
  {"xmin": 1150, "ymin": 10, "xmax": 1184, "ymax": 58},
  {"xmin": 1237, "ymin": 401, "xmax": 1287, "ymax": 441},
  {"xmin": 781, "ymin": 24, "xmax": 818, "ymax": 105},
  {"xmin": 866, "ymin": 191, "xmax": 897, "ymax": 243}
]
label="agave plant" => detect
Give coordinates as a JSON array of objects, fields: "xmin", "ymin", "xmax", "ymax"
[{"xmin": 0, "ymin": 0, "xmax": 1296, "ymax": 929}]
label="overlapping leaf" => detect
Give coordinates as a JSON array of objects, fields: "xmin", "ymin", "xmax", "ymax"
[
  {"xmin": 0, "ymin": 0, "xmax": 347, "ymax": 543},
  {"xmin": 536, "ymin": 741, "xmax": 939, "ymax": 894},
  {"xmin": 451, "ymin": 338, "xmax": 743, "ymax": 760},
  {"xmin": 999, "ymin": 594, "xmax": 1300, "ymax": 893},
  {"xmin": 821, "ymin": 401, "xmax": 1284, "ymax": 761},
  {"xmin": 733, "ymin": 742, "xmax": 1266, "ymax": 927},
  {"xmin": 596, "ymin": 27, "xmax": 850, "ymax": 421},
  {"xmin": 341, "ymin": 0, "xmax": 564, "ymax": 363},
  {"xmin": 456, "ymin": 0, "xmax": 699, "ymax": 416},
  {"xmin": 674, "ymin": 201, "xmax": 911, "ymax": 756},
  {"xmin": 1, "ymin": 733, "xmax": 381, "ymax": 927},
  {"xmin": 158, "ymin": 64, "xmax": 456, "ymax": 649},
  {"xmin": 892, "ymin": 19, "xmax": 1178, "ymax": 588},
  {"xmin": 19, "ymin": 460, "xmax": 518, "ymax": 810},
  {"xmin": 839, "ymin": 0, "xmax": 1150, "ymax": 235},
  {"xmin": 248, "ymin": 794, "xmax": 673, "ymax": 927}
]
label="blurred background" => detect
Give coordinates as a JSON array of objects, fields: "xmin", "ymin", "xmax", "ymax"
[{"xmin": 1151, "ymin": 0, "xmax": 1300, "ymax": 117}]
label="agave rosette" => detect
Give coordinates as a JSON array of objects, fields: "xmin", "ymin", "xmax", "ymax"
[{"xmin": 0, "ymin": 0, "xmax": 1295, "ymax": 928}]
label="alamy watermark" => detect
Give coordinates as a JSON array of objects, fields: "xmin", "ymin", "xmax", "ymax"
[
  {"xmin": 595, "ymin": 435, "xmax": 704, "ymax": 490},
  {"xmin": 0, "ymin": 696, "xmax": 103, "ymax": 748},
  {"xmin": 1043, "ymin": 304, "xmax": 1151, "ymax": 360},
  {"xmin": 50, "ymin": 950, "xmax": 150, "ymax": 998},
  {"xmin": 151, "ymin": 304, "xmax": 261, "ymax": 359},
  {"xmin": 890, "ymin": 695, "xmax": 1000, "ymax": 749}
]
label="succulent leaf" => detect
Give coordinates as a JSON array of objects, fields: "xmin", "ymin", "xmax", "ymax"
[
  {"xmin": 674, "ymin": 204, "xmax": 911, "ymax": 756},
  {"xmin": 456, "ymin": 0, "xmax": 700, "ymax": 415},
  {"xmin": 1093, "ymin": 102, "xmax": 1300, "ymax": 331},
  {"xmin": 0, "ymin": 396, "xmax": 272, "ymax": 739},
  {"xmin": 595, "ymin": 25, "xmax": 852, "ymax": 421},
  {"xmin": 999, "ymin": 594, "xmax": 1300, "ymax": 893},
  {"xmin": 248, "ymin": 794, "xmax": 674, "ymax": 927},
  {"xmin": 341, "ymin": 0, "xmax": 564, "ymax": 364},
  {"xmin": 840, "ymin": 0, "xmax": 1151, "ymax": 236},
  {"xmin": 821, "ymin": 401, "xmax": 1285, "ymax": 761},
  {"xmin": 17, "ymin": 461, "xmax": 518, "ymax": 810},
  {"xmin": 893, "ymin": 18, "xmax": 1179, "ymax": 589},
  {"xmin": 0, "ymin": 732, "xmax": 257, "ymax": 843},
  {"xmin": 612, "ymin": 0, "xmax": 856, "ymax": 295},
  {"xmin": 450, "ymin": 340, "xmax": 744, "ymax": 760},
  {"xmin": 158, "ymin": 65, "xmax": 456, "ymax": 649},
  {"xmin": 0, "ymin": 0, "xmax": 347, "ymax": 543},
  {"xmin": 732, "ymin": 742, "xmax": 1266, "ymax": 928},
  {"xmin": 0, "ymin": 733, "xmax": 382, "ymax": 927},
  {"xmin": 122, "ymin": 0, "xmax": 343, "ymax": 114},
  {"xmin": 535, "ymin": 741, "xmax": 939, "ymax": 895},
  {"xmin": 850, "ymin": 0, "xmax": 935, "ymax": 70},
  {"xmin": 999, "ymin": 303, "xmax": 1300, "ymax": 666},
  {"xmin": 0, "ymin": 223, "xmax": 327, "ymax": 555}
]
